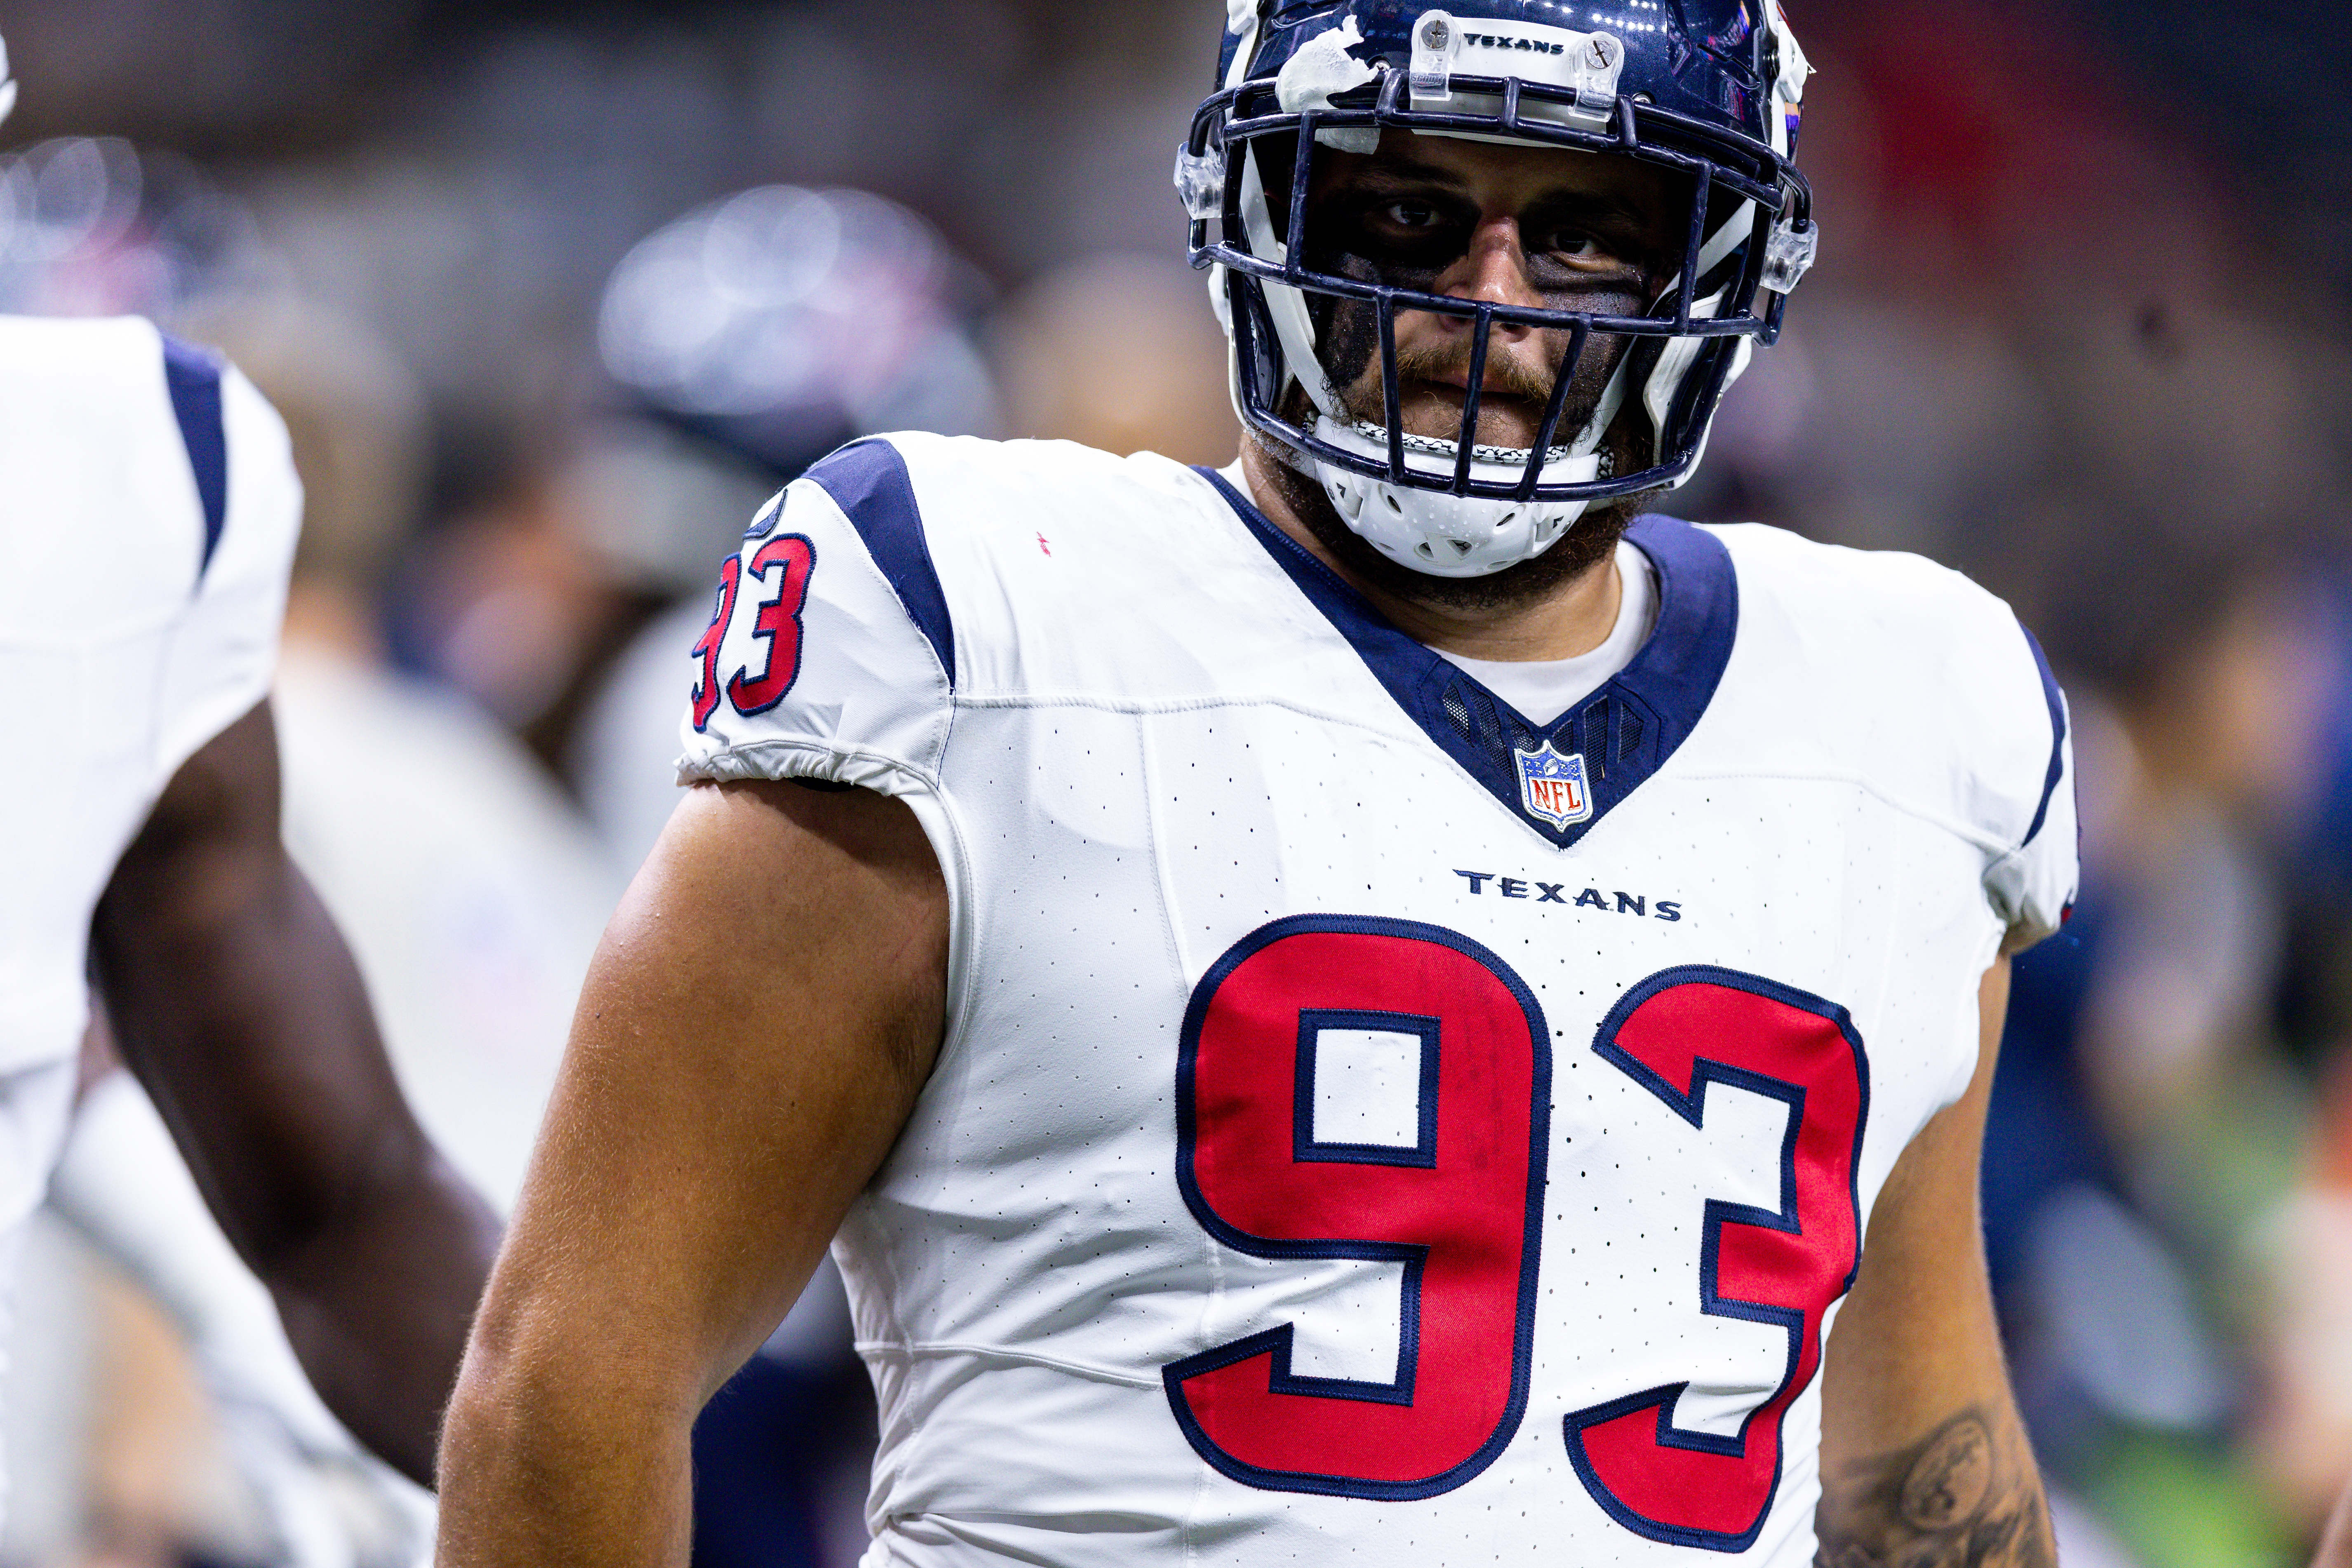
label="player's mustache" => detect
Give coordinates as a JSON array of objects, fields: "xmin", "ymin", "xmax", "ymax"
[{"xmin": 1392, "ymin": 341, "xmax": 1570, "ymax": 407}]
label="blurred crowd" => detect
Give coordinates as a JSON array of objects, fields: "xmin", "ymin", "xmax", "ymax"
[{"xmin": 1, "ymin": 2, "xmax": 2347, "ymax": 1567}]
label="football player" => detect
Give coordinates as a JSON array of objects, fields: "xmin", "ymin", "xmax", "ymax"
[
  {"xmin": 0, "ymin": 35, "xmax": 495, "ymax": 1495},
  {"xmin": 441, "ymin": 5, "xmax": 2075, "ymax": 1566}
]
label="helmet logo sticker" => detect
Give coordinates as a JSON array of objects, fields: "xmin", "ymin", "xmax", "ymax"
[{"xmin": 1410, "ymin": 10, "xmax": 1625, "ymax": 123}]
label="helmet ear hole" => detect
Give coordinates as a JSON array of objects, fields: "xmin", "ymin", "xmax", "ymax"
[{"xmin": 1384, "ymin": 493, "xmax": 1402, "ymax": 513}]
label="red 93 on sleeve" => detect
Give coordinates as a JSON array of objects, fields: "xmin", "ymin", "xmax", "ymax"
[{"xmin": 691, "ymin": 534, "xmax": 818, "ymax": 733}]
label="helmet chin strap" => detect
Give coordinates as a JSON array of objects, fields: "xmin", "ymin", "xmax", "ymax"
[
  {"xmin": 1309, "ymin": 421, "xmax": 1604, "ymax": 577},
  {"xmin": 1239, "ymin": 150, "xmax": 1343, "ymax": 425},
  {"xmin": 1635, "ymin": 205, "xmax": 1757, "ymax": 488}
]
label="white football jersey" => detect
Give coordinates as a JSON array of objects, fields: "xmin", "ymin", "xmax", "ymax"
[
  {"xmin": 0, "ymin": 315, "xmax": 301, "ymax": 1086},
  {"xmin": 678, "ymin": 434, "xmax": 2077, "ymax": 1568}
]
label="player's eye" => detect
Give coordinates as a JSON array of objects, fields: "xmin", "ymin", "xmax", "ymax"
[
  {"xmin": 1350, "ymin": 193, "xmax": 1467, "ymax": 244},
  {"xmin": 1527, "ymin": 223, "xmax": 1613, "ymax": 264},
  {"xmin": 1524, "ymin": 222, "xmax": 1646, "ymax": 289},
  {"xmin": 1327, "ymin": 192, "xmax": 1472, "ymax": 272}
]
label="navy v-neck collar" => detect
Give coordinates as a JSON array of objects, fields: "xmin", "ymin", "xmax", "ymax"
[{"xmin": 1197, "ymin": 467, "xmax": 1739, "ymax": 851}]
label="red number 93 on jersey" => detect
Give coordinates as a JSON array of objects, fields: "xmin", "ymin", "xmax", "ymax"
[
  {"xmin": 1165, "ymin": 921, "xmax": 1870, "ymax": 1549},
  {"xmin": 691, "ymin": 533, "xmax": 818, "ymax": 732}
]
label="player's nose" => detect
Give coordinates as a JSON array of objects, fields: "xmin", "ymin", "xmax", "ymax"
[{"xmin": 1432, "ymin": 215, "xmax": 1541, "ymax": 343}]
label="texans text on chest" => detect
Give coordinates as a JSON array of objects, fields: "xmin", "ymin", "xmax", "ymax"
[{"xmin": 1453, "ymin": 870, "xmax": 1683, "ymax": 920}]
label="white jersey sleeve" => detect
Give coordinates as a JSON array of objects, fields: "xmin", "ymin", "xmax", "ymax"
[
  {"xmin": 1907, "ymin": 559, "xmax": 2077, "ymax": 948},
  {"xmin": 153, "ymin": 343, "xmax": 303, "ymax": 779},
  {"xmin": 0, "ymin": 317, "xmax": 301, "ymax": 1080},
  {"xmin": 1972, "ymin": 620, "xmax": 2077, "ymax": 947},
  {"xmin": 675, "ymin": 437, "xmax": 955, "ymax": 799},
  {"xmin": 1714, "ymin": 524, "xmax": 2081, "ymax": 953}
]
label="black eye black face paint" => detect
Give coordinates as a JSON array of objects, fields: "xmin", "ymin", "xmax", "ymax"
[{"xmin": 1291, "ymin": 140, "xmax": 1678, "ymax": 455}]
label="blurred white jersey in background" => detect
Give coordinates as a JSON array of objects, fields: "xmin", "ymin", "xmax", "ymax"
[
  {"xmin": 0, "ymin": 313, "xmax": 299, "ymax": 1242},
  {"xmin": 0, "ymin": 308, "xmax": 626, "ymax": 1567},
  {"xmin": 0, "ymin": 313, "xmax": 300, "ymax": 1532},
  {"xmin": 40, "ymin": 642, "xmax": 628, "ymax": 1568}
]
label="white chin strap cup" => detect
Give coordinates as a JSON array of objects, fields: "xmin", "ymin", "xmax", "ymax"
[{"xmin": 1310, "ymin": 419, "xmax": 1599, "ymax": 578}]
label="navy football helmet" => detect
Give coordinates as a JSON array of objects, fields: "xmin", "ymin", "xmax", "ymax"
[{"xmin": 1178, "ymin": 0, "xmax": 1817, "ymax": 576}]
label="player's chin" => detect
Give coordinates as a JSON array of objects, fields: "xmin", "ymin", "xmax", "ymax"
[
  {"xmin": 1389, "ymin": 496, "xmax": 1642, "ymax": 612},
  {"xmin": 1262, "ymin": 433, "xmax": 1643, "ymax": 615}
]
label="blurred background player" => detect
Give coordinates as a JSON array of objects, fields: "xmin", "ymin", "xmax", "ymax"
[
  {"xmin": 38, "ymin": 286, "xmax": 622, "ymax": 1568},
  {"xmin": 574, "ymin": 182, "xmax": 999, "ymax": 871},
  {"xmin": 0, "ymin": 26, "xmax": 497, "ymax": 1552},
  {"xmin": 0, "ymin": 79, "xmax": 1018, "ymax": 1561}
]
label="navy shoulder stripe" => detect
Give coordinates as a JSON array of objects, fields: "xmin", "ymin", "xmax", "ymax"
[
  {"xmin": 803, "ymin": 439, "xmax": 955, "ymax": 687},
  {"xmin": 2020, "ymin": 624, "xmax": 2067, "ymax": 849},
  {"xmin": 161, "ymin": 336, "xmax": 229, "ymax": 578}
]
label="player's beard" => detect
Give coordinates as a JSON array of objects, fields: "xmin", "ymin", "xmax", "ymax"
[
  {"xmin": 1264, "ymin": 303, "xmax": 1650, "ymax": 617},
  {"xmin": 1253, "ymin": 431, "xmax": 1639, "ymax": 617}
]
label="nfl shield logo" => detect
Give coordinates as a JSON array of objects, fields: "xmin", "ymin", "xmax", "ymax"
[{"xmin": 1515, "ymin": 743, "xmax": 1593, "ymax": 830}]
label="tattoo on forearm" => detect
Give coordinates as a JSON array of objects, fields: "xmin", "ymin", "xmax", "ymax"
[{"xmin": 1815, "ymin": 1407, "xmax": 2054, "ymax": 1568}]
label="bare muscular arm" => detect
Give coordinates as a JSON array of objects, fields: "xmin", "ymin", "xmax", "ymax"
[
  {"xmin": 1815, "ymin": 959, "xmax": 2056, "ymax": 1568},
  {"xmin": 89, "ymin": 701, "xmax": 500, "ymax": 1486},
  {"xmin": 436, "ymin": 778, "xmax": 948, "ymax": 1568}
]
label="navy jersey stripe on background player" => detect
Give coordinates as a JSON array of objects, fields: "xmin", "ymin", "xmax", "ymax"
[{"xmin": 160, "ymin": 335, "xmax": 230, "ymax": 578}]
